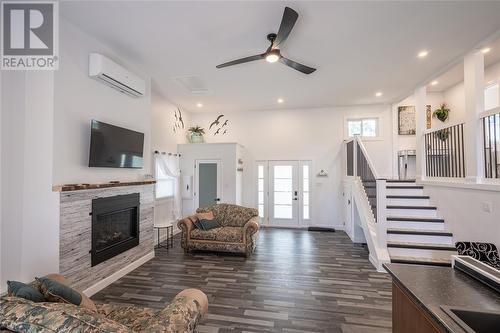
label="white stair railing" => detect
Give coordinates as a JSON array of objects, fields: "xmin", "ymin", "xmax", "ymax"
[{"xmin": 344, "ymin": 136, "xmax": 389, "ymax": 271}]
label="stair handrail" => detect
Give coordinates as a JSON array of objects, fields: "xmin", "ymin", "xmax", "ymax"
[{"xmin": 354, "ymin": 136, "xmax": 380, "ymax": 180}]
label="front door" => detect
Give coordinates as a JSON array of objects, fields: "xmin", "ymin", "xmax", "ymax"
[
  {"xmin": 195, "ymin": 160, "xmax": 221, "ymax": 208},
  {"xmin": 269, "ymin": 161, "xmax": 299, "ymax": 227}
]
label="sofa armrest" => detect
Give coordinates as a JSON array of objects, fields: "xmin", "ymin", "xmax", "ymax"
[
  {"xmin": 155, "ymin": 289, "xmax": 207, "ymax": 333},
  {"xmin": 177, "ymin": 217, "xmax": 195, "ymax": 234},
  {"xmin": 243, "ymin": 216, "xmax": 259, "ymax": 236}
]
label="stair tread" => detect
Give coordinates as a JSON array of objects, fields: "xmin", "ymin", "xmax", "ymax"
[
  {"xmin": 387, "ymin": 195, "xmax": 430, "ymax": 199},
  {"xmin": 390, "ymin": 256, "xmax": 452, "ymax": 267},
  {"xmin": 387, "ymin": 241, "xmax": 456, "ymax": 250},
  {"xmin": 387, "ymin": 185, "xmax": 424, "ymax": 189},
  {"xmin": 387, "ymin": 228, "xmax": 453, "ymax": 236},
  {"xmin": 386, "ymin": 179, "xmax": 416, "ymax": 183},
  {"xmin": 387, "ymin": 216, "xmax": 444, "ymax": 222},
  {"xmin": 387, "ymin": 205, "xmax": 437, "ymax": 210}
]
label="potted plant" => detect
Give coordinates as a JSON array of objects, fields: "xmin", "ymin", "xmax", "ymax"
[
  {"xmin": 433, "ymin": 103, "xmax": 450, "ymax": 122},
  {"xmin": 188, "ymin": 126, "xmax": 205, "ymax": 143}
]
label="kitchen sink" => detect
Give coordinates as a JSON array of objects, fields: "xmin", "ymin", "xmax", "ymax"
[{"xmin": 441, "ymin": 306, "xmax": 500, "ymax": 333}]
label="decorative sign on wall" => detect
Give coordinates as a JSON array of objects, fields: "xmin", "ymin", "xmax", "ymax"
[
  {"xmin": 398, "ymin": 106, "xmax": 416, "ymax": 135},
  {"xmin": 173, "ymin": 108, "xmax": 185, "ymax": 133},
  {"xmin": 426, "ymin": 105, "xmax": 432, "ymax": 129},
  {"xmin": 209, "ymin": 114, "xmax": 229, "ymax": 136}
]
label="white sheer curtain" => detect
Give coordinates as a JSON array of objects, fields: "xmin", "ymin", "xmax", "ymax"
[{"xmin": 154, "ymin": 153, "xmax": 181, "ymax": 220}]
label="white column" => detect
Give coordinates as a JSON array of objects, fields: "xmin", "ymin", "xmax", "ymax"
[
  {"xmin": 464, "ymin": 51, "xmax": 485, "ymax": 182},
  {"xmin": 414, "ymin": 86, "xmax": 427, "ymax": 180}
]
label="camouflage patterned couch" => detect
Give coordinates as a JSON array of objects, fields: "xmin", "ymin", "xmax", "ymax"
[
  {"xmin": 0, "ymin": 276, "xmax": 208, "ymax": 333},
  {"xmin": 178, "ymin": 204, "xmax": 260, "ymax": 257}
]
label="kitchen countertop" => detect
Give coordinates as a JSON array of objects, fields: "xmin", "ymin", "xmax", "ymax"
[{"xmin": 383, "ymin": 263, "xmax": 500, "ymax": 333}]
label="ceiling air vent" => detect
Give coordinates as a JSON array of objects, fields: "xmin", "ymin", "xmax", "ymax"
[{"xmin": 174, "ymin": 75, "xmax": 210, "ymax": 94}]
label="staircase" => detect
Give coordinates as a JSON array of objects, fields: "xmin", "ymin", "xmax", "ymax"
[{"xmin": 385, "ymin": 180, "xmax": 457, "ymax": 266}]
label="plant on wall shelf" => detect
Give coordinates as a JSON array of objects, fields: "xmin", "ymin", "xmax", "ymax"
[
  {"xmin": 188, "ymin": 126, "xmax": 205, "ymax": 143},
  {"xmin": 433, "ymin": 103, "xmax": 450, "ymax": 122}
]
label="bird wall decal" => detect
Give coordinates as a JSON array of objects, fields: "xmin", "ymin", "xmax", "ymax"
[
  {"xmin": 223, "ymin": 129, "xmax": 227, "ymax": 135},
  {"xmin": 222, "ymin": 120, "xmax": 229, "ymax": 127},
  {"xmin": 209, "ymin": 114, "xmax": 224, "ymax": 130},
  {"xmin": 177, "ymin": 108, "xmax": 184, "ymax": 129},
  {"xmin": 214, "ymin": 128, "xmax": 221, "ymax": 136}
]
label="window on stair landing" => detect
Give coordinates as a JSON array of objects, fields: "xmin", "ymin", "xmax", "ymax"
[
  {"xmin": 347, "ymin": 118, "xmax": 378, "ymax": 138},
  {"xmin": 485, "ymin": 82, "xmax": 499, "ymax": 111}
]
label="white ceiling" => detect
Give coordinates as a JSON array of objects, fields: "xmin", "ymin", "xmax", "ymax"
[{"xmin": 61, "ymin": 1, "xmax": 500, "ymax": 113}]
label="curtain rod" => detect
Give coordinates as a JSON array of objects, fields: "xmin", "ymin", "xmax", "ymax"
[{"xmin": 154, "ymin": 150, "xmax": 181, "ymax": 157}]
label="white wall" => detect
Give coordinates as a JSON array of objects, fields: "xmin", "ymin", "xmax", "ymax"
[
  {"xmin": 151, "ymin": 93, "xmax": 191, "ymax": 229},
  {"xmin": 53, "ymin": 18, "xmax": 152, "ymax": 185},
  {"xmin": 190, "ymin": 105, "xmax": 392, "ymax": 228},
  {"xmin": 424, "ymin": 184, "xmax": 500, "ymax": 248},
  {"xmin": 1, "ymin": 71, "xmax": 59, "ymax": 292}
]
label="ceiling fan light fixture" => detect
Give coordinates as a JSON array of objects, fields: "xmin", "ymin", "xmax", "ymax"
[{"xmin": 265, "ymin": 50, "xmax": 280, "ymax": 63}]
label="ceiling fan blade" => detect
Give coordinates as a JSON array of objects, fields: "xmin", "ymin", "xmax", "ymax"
[
  {"xmin": 280, "ymin": 57, "xmax": 316, "ymax": 74},
  {"xmin": 273, "ymin": 7, "xmax": 298, "ymax": 48},
  {"xmin": 216, "ymin": 54, "xmax": 264, "ymax": 69}
]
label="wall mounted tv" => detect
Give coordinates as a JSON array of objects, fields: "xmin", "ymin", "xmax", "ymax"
[{"xmin": 89, "ymin": 120, "xmax": 144, "ymax": 168}]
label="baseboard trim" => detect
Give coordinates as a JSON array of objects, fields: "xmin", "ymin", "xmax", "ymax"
[{"xmin": 83, "ymin": 251, "xmax": 155, "ymax": 297}]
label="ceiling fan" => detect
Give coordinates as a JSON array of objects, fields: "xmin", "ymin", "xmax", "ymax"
[{"xmin": 216, "ymin": 7, "xmax": 316, "ymax": 74}]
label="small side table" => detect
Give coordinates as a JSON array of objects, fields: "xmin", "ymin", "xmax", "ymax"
[{"xmin": 154, "ymin": 222, "xmax": 174, "ymax": 249}]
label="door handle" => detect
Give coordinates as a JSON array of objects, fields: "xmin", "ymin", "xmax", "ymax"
[
  {"xmin": 293, "ymin": 198, "xmax": 298, "ymax": 201},
  {"xmin": 214, "ymin": 198, "xmax": 221, "ymax": 202},
  {"xmin": 294, "ymin": 190, "xmax": 298, "ymax": 196}
]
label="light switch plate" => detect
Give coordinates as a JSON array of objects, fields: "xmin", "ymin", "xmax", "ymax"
[{"xmin": 482, "ymin": 201, "xmax": 492, "ymax": 213}]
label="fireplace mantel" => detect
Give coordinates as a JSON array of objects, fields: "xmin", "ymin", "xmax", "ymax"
[{"xmin": 53, "ymin": 180, "xmax": 155, "ymax": 192}]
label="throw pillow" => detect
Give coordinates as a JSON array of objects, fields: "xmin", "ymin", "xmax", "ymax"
[
  {"xmin": 7, "ymin": 281, "xmax": 45, "ymax": 302},
  {"xmin": 45, "ymin": 273, "xmax": 97, "ymax": 312},
  {"xmin": 198, "ymin": 219, "xmax": 220, "ymax": 231},
  {"xmin": 36, "ymin": 277, "xmax": 82, "ymax": 306},
  {"xmin": 195, "ymin": 211, "xmax": 214, "ymax": 221},
  {"xmin": 193, "ymin": 219, "xmax": 204, "ymax": 230}
]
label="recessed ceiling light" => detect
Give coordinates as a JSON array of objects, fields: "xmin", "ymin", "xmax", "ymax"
[
  {"xmin": 375, "ymin": 92, "xmax": 382, "ymax": 97},
  {"xmin": 196, "ymin": 103, "xmax": 203, "ymax": 108},
  {"xmin": 430, "ymin": 80, "xmax": 438, "ymax": 86},
  {"xmin": 418, "ymin": 50, "xmax": 429, "ymax": 58},
  {"xmin": 277, "ymin": 98, "xmax": 284, "ymax": 104},
  {"xmin": 481, "ymin": 47, "xmax": 491, "ymax": 54}
]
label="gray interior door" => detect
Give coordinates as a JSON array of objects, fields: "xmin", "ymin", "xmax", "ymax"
[{"xmin": 198, "ymin": 162, "xmax": 219, "ymax": 208}]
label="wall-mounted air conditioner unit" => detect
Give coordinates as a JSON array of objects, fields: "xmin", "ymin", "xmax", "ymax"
[{"xmin": 89, "ymin": 53, "xmax": 146, "ymax": 97}]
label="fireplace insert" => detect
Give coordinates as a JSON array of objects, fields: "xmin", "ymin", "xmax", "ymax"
[{"xmin": 91, "ymin": 193, "xmax": 140, "ymax": 266}]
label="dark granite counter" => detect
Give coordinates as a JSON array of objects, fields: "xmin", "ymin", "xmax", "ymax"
[{"xmin": 384, "ymin": 263, "xmax": 500, "ymax": 333}]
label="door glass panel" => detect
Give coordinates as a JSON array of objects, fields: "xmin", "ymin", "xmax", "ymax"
[
  {"xmin": 258, "ymin": 204, "xmax": 264, "ymax": 217},
  {"xmin": 257, "ymin": 165, "xmax": 265, "ymax": 218},
  {"xmin": 274, "ymin": 166, "xmax": 292, "ymax": 178},
  {"xmin": 274, "ymin": 205, "xmax": 293, "ymax": 219},
  {"xmin": 199, "ymin": 163, "xmax": 217, "ymax": 208},
  {"xmin": 274, "ymin": 179, "xmax": 293, "ymax": 192},
  {"xmin": 274, "ymin": 191, "xmax": 292, "ymax": 205},
  {"xmin": 258, "ymin": 192, "xmax": 264, "ymax": 204},
  {"xmin": 258, "ymin": 179, "xmax": 264, "ymax": 191}
]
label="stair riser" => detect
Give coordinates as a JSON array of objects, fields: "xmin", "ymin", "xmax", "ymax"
[
  {"xmin": 388, "ymin": 248, "xmax": 457, "ymax": 261},
  {"xmin": 387, "ymin": 198, "xmax": 430, "ymax": 206},
  {"xmin": 386, "ymin": 188, "xmax": 424, "ymax": 196},
  {"xmin": 388, "ymin": 221, "xmax": 445, "ymax": 230},
  {"xmin": 387, "ymin": 233, "xmax": 453, "ymax": 244},
  {"xmin": 387, "ymin": 208, "xmax": 437, "ymax": 218},
  {"xmin": 386, "ymin": 182, "xmax": 417, "ymax": 187}
]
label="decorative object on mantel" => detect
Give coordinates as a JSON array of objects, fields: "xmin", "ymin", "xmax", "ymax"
[
  {"xmin": 316, "ymin": 169, "xmax": 328, "ymax": 177},
  {"xmin": 154, "ymin": 150, "xmax": 181, "ymax": 157},
  {"xmin": 188, "ymin": 126, "xmax": 205, "ymax": 143},
  {"xmin": 237, "ymin": 167, "xmax": 243, "ymax": 172},
  {"xmin": 433, "ymin": 103, "xmax": 450, "ymax": 122},
  {"xmin": 398, "ymin": 105, "xmax": 416, "ymax": 135},
  {"xmin": 52, "ymin": 180, "xmax": 156, "ymax": 192}
]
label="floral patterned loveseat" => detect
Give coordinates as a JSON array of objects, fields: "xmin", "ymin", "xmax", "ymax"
[
  {"xmin": 178, "ymin": 204, "xmax": 260, "ymax": 257},
  {"xmin": 0, "ymin": 274, "xmax": 208, "ymax": 333}
]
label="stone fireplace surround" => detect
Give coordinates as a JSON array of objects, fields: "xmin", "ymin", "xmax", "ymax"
[{"xmin": 57, "ymin": 181, "xmax": 154, "ymax": 295}]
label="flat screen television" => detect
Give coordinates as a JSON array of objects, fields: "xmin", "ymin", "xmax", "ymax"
[{"xmin": 89, "ymin": 120, "xmax": 144, "ymax": 168}]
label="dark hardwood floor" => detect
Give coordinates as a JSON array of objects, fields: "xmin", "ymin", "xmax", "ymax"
[{"xmin": 92, "ymin": 228, "xmax": 392, "ymax": 333}]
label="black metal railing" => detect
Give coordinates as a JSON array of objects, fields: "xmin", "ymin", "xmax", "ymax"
[
  {"xmin": 346, "ymin": 140, "xmax": 354, "ymax": 176},
  {"xmin": 483, "ymin": 112, "xmax": 500, "ymax": 178},
  {"xmin": 356, "ymin": 141, "xmax": 377, "ymax": 220},
  {"xmin": 424, "ymin": 123, "xmax": 465, "ymax": 178}
]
